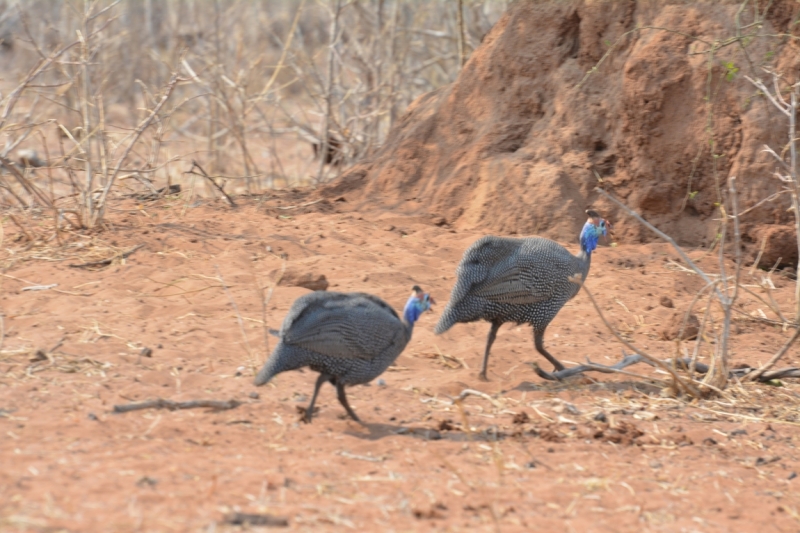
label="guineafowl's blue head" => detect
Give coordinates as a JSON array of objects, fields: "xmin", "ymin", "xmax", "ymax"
[
  {"xmin": 580, "ymin": 210, "xmax": 610, "ymax": 254},
  {"xmin": 404, "ymin": 285, "xmax": 434, "ymax": 325}
]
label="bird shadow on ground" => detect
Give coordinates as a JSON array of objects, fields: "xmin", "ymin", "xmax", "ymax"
[{"xmin": 345, "ymin": 422, "xmax": 501, "ymax": 443}]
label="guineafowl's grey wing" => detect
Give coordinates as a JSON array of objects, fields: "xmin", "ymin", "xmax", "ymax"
[
  {"xmin": 473, "ymin": 263, "xmax": 553, "ymax": 304},
  {"xmin": 471, "ymin": 237, "xmax": 571, "ymax": 304},
  {"xmin": 283, "ymin": 295, "xmax": 402, "ymax": 360},
  {"xmin": 452, "ymin": 236, "xmax": 540, "ymax": 303}
]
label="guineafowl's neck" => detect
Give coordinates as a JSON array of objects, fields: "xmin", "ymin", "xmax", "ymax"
[
  {"xmin": 402, "ymin": 295, "xmax": 424, "ymax": 334},
  {"xmin": 576, "ymin": 248, "xmax": 593, "ymax": 281}
]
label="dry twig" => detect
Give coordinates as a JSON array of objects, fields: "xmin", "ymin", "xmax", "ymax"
[
  {"xmin": 113, "ymin": 398, "xmax": 241, "ymax": 413},
  {"xmin": 68, "ymin": 244, "xmax": 143, "ymax": 269}
]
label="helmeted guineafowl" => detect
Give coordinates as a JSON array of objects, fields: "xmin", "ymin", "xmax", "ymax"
[
  {"xmin": 254, "ymin": 286, "xmax": 434, "ymax": 424},
  {"xmin": 435, "ymin": 210, "xmax": 610, "ymax": 380}
]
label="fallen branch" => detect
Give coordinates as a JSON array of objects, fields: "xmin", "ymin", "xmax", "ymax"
[
  {"xmin": 532, "ymin": 354, "xmax": 665, "ymax": 383},
  {"xmin": 68, "ymin": 244, "xmax": 143, "ymax": 269},
  {"xmin": 569, "ymin": 274, "xmax": 701, "ymax": 397},
  {"xmin": 450, "ymin": 388, "xmax": 502, "ymax": 408},
  {"xmin": 536, "ymin": 353, "xmax": 800, "ymax": 384},
  {"xmin": 274, "ymin": 199, "xmax": 323, "ymax": 210},
  {"xmin": 744, "ymin": 326, "xmax": 800, "ymax": 381},
  {"xmin": 113, "ymin": 398, "xmax": 241, "ymax": 413}
]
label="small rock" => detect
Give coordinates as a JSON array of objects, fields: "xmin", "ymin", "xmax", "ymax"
[
  {"xmin": 87, "ymin": 413, "xmax": 99, "ymax": 421},
  {"xmin": 376, "ymin": 378, "xmax": 387, "ymax": 387},
  {"xmin": 512, "ymin": 411, "xmax": 530, "ymax": 424},
  {"xmin": 649, "ymin": 460, "xmax": 662, "ymax": 469},
  {"xmin": 235, "ymin": 366, "xmax": 246, "ymax": 377},
  {"xmin": 661, "ymin": 312, "xmax": 700, "ymax": 341},
  {"xmin": 659, "ymin": 296, "xmax": 674, "ymax": 308},
  {"xmin": 552, "ymin": 400, "xmax": 580, "ymax": 415},
  {"xmin": 593, "ymin": 411, "xmax": 608, "ymax": 423},
  {"xmin": 788, "ymin": 472, "xmax": 797, "ymax": 481},
  {"xmin": 755, "ymin": 456, "xmax": 781, "ymax": 467},
  {"xmin": 140, "ymin": 347, "xmax": 153, "ymax": 358},
  {"xmin": 274, "ymin": 267, "xmax": 329, "ymax": 291},
  {"xmin": 249, "ymin": 392, "xmax": 260, "ymax": 400},
  {"xmin": 136, "ymin": 476, "xmax": 158, "ymax": 488},
  {"xmin": 753, "ymin": 225, "xmax": 798, "ymax": 269}
]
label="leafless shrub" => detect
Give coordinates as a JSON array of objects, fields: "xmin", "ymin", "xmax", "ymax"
[{"xmin": 0, "ymin": 0, "xmax": 509, "ymax": 219}]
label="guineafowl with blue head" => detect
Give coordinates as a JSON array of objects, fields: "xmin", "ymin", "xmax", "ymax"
[
  {"xmin": 255, "ymin": 286, "xmax": 434, "ymax": 424},
  {"xmin": 435, "ymin": 210, "xmax": 610, "ymax": 380}
]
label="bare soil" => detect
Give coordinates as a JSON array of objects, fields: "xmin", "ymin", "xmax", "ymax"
[{"xmin": 1, "ymin": 196, "xmax": 800, "ymax": 532}]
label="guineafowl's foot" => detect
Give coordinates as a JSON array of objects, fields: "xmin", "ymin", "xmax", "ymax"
[
  {"xmin": 478, "ymin": 371, "xmax": 490, "ymax": 382},
  {"xmin": 335, "ymin": 383, "xmax": 366, "ymax": 426},
  {"xmin": 300, "ymin": 373, "xmax": 328, "ymax": 424},
  {"xmin": 298, "ymin": 405, "xmax": 320, "ymax": 423},
  {"xmin": 534, "ymin": 331, "xmax": 566, "ymax": 372}
]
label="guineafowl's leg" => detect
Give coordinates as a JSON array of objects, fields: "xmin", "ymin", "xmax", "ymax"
[
  {"xmin": 301, "ymin": 373, "xmax": 328, "ymax": 423},
  {"xmin": 479, "ymin": 322, "xmax": 501, "ymax": 381},
  {"xmin": 335, "ymin": 383, "xmax": 364, "ymax": 425},
  {"xmin": 533, "ymin": 329, "xmax": 565, "ymax": 371}
]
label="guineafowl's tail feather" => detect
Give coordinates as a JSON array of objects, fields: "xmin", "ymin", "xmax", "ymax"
[
  {"xmin": 253, "ymin": 355, "xmax": 280, "ymax": 386},
  {"xmin": 254, "ymin": 343, "xmax": 302, "ymax": 386},
  {"xmin": 434, "ymin": 307, "xmax": 458, "ymax": 335},
  {"xmin": 435, "ymin": 298, "xmax": 484, "ymax": 334}
]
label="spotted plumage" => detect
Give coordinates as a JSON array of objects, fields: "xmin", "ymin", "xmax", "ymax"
[
  {"xmin": 435, "ymin": 211, "xmax": 609, "ymax": 380},
  {"xmin": 254, "ymin": 287, "xmax": 433, "ymax": 424}
]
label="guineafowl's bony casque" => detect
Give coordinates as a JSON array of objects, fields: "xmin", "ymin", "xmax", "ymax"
[
  {"xmin": 254, "ymin": 286, "xmax": 434, "ymax": 424},
  {"xmin": 435, "ymin": 210, "xmax": 610, "ymax": 380}
]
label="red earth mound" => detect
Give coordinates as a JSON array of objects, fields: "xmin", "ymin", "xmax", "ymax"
[{"xmin": 323, "ymin": 0, "xmax": 800, "ymax": 261}]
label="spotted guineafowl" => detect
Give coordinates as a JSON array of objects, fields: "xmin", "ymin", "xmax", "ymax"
[
  {"xmin": 435, "ymin": 210, "xmax": 610, "ymax": 380},
  {"xmin": 254, "ymin": 286, "xmax": 434, "ymax": 424}
]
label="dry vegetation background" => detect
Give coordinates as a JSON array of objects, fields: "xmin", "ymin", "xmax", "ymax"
[{"xmin": 0, "ymin": 0, "xmax": 508, "ymax": 227}]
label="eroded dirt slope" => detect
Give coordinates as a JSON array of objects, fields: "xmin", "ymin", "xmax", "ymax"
[{"xmin": 324, "ymin": 0, "xmax": 800, "ymax": 258}]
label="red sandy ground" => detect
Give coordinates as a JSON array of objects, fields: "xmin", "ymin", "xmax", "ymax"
[{"xmin": 1, "ymin": 195, "xmax": 799, "ymax": 532}]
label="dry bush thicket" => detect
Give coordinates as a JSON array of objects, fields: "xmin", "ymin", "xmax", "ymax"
[{"xmin": 0, "ymin": 0, "xmax": 509, "ymax": 229}]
